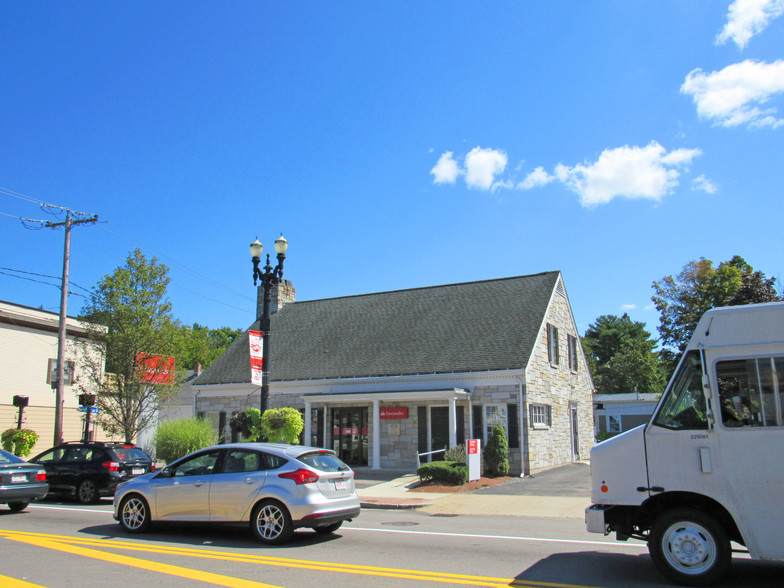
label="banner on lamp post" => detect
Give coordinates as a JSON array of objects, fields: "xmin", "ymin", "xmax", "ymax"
[{"xmin": 249, "ymin": 330, "xmax": 263, "ymax": 386}]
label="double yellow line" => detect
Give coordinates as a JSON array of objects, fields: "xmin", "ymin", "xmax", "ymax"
[{"xmin": 1, "ymin": 529, "xmax": 596, "ymax": 588}]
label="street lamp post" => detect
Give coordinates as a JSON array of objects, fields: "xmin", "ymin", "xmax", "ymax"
[{"xmin": 250, "ymin": 234, "xmax": 288, "ymax": 420}]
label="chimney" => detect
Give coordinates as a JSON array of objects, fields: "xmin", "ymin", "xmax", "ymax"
[{"xmin": 257, "ymin": 279, "xmax": 296, "ymax": 319}]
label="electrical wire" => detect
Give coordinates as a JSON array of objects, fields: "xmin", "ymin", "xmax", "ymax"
[{"xmin": 0, "ymin": 266, "xmax": 91, "ymax": 294}]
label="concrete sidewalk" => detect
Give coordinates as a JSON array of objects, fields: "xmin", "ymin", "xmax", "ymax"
[{"xmin": 354, "ymin": 464, "xmax": 591, "ymax": 519}]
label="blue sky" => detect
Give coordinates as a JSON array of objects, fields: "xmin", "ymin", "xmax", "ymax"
[{"xmin": 1, "ymin": 1, "xmax": 782, "ymax": 339}]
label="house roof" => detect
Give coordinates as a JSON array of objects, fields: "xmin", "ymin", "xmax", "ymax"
[{"xmin": 193, "ymin": 271, "xmax": 561, "ymax": 385}]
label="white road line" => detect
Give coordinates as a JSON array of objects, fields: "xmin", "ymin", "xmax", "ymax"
[
  {"xmin": 23, "ymin": 505, "xmax": 646, "ymax": 550},
  {"xmin": 27, "ymin": 505, "xmax": 114, "ymax": 515},
  {"xmin": 344, "ymin": 526, "xmax": 648, "ymax": 548}
]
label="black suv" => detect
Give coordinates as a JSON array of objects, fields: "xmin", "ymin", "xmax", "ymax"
[{"xmin": 29, "ymin": 441, "xmax": 154, "ymax": 504}]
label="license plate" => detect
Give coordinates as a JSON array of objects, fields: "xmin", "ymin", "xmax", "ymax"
[
  {"xmin": 131, "ymin": 468, "xmax": 144, "ymax": 475},
  {"xmin": 334, "ymin": 479, "xmax": 347, "ymax": 490},
  {"xmin": 11, "ymin": 474, "xmax": 27, "ymax": 483}
]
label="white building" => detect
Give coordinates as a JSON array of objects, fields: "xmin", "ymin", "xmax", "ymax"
[{"xmin": 593, "ymin": 391, "xmax": 661, "ymax": 438}]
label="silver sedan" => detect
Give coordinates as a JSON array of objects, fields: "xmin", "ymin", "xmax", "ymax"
[{"xmin": 113, "ymin": 443, "xmax": 360, "ymax": 544}]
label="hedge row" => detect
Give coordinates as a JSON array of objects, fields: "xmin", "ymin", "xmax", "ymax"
[{"xmin": 416, "ymin": 461, "xmax": 468, "ymax": 485}]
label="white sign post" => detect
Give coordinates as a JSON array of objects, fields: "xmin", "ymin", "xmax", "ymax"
[{"xmin": 467, "ymin": 439, "xmax": 481, "ymax": 482}]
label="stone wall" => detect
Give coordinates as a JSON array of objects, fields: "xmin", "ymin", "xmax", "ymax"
[{"xmin": 525, "ymin": 283, "xmax": 594, "ymax": 472}]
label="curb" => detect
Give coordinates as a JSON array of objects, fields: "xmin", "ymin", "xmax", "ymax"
[{"xmin": 360, "ymin": 498, "xmax": 433, "ymax": 510}]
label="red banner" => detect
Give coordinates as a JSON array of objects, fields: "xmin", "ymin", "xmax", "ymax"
[
  {"xmin": 249, "ymin": 330, "xmax": 263, "ymax": 386},
  {"xmin": 136, "ymin": 354, "xmax": 175, "ymax": 384}
]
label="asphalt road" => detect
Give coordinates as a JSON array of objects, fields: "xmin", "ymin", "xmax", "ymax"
[{"xmin": 1, "ymin": 497, "xmax": 782, "ymax": 587}]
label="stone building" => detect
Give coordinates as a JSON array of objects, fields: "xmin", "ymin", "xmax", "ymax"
[{"xmin": 191, "ymin": 272, "xmax": 594, "ymax": 474}]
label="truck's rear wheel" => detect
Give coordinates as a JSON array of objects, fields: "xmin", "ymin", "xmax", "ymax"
[{"xmin": 648, "ymin": 508, "xmax": 730, "ymax": 586}]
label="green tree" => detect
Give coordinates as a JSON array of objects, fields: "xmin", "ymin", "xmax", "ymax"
[
  {"xmin": 175, "ymin": 323, "xmax": 242, "ymax": 371},
  {"xmin": 652, "ymin": 256, "xmax": 780, "ymax": 372},
  {"xmin": 77, "ymin": 248, "xmax": 182, "ymax": 443},
  {"xmin": 482, "ymin": 424, "xmax": 509, "ymax": 477},
  {"xmin": 583, "ymin": 314, "xmax": 664, "ymax": 394}
]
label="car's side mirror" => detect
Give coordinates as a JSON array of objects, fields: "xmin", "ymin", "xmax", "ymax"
[{"xmin": 155, "ymin": 466, "xmax": 172, "ymax": 478}]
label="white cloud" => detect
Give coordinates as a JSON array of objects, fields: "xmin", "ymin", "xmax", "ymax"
[
  {"xmin": 692, "ymin": 175, "xmax": 719, "ymax": 194},
  {"xmin": 716, "ymin": 0, "xmax": 784, "ymax": 49},
  {"xmin": 621, "ymin": 304, "xmax": 636, "ymax": 311},
  {"xmin": 681, "ymin": 60, "xmax": 784, "ymax": 129},
  {"xmin": 430, "ymin": 151, "xmax": 462, "ymax": 184},
  {"xmin": 517, "ymin": 166, "xmax": 555, "ymax": 190},
  {"xmin": 464, "ymin": 147, "xmax": 508, "ymax": 190},
  {"xmin": 555, "ymin": 142, "xmax": 702, "ymax": 207}
]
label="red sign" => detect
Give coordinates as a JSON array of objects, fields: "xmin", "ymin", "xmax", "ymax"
[
  {"xmin": 379, "ymin": 407, "xmax": 409, "ymax": 419},
  {"xmin": 468, "ymin": 439, "xmax": 479, "ymax": 454},
  {"xmin": 136, "ymin": 354, "xmax": 175, "ymax": 384}
]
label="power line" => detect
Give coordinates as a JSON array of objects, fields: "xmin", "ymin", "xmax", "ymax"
[
  {"xmin": 99, "ymin": 221, "xmax": 253, "ymax": 302},
  {"xmin": 0, "ymin": 266, "xmax": 91, "ymax": 294},
  {"xmin": 2, "ymin": 186, "xmax": 254, "ymax": 315},
  {"xmin": 0, "ymin": 270, "xmax": 87, "ymax": 298}
]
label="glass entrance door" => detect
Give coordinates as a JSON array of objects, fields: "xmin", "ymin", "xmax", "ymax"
[{"xmin": 331, "ymin": 407, "xmax": 368, "ymax": 466}]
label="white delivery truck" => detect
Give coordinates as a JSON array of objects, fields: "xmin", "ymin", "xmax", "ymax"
[{"xmin": 586, "ymin": 302, "xmax": 784, "ymax": 586}]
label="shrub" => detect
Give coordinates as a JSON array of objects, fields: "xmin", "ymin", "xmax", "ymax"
[
  {"xmin": 155, "ymin": 417, "xmax": 216, "ymax": 464},
  {"xmin": 230, "ymin": 408, "xmax": 261, "ymax": 441},
  {"xmin": 444, "ymin": 444, "xmax": 466, "ymax": 463},
  {"xmin": 261, "ymin": 407, "xmax": 303, "ymax": 444},
  {"xmin": 417, "ymin": 461, "xmax": 468, "ymax": 485},
  {"xmin": 483, "ymin": 424, "xmax": 509, "ymax": 476},
  {"xmin": 1, "ymin": 429, "xmax": 39, "ymax": 457}
]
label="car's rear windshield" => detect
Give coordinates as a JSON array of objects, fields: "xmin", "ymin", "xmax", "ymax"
[
  {"xmin": 297, "ymin": 451, "xmax": 351, "ymax": 472},
  {"xmin": 0, "ymin": 450, "xmax": 24, "ymax": 464},
  {"xmin": 112, "ymin": 447, "xmax": 150, "ymax": 461}
]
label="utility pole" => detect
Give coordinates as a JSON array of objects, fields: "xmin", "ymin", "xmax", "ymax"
[{"xmin": 46, "ymin": 210, "xmax": 98, "ymax": 445}]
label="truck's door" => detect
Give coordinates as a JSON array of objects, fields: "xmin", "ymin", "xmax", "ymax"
[
  {"xmin": 714, "ymin": 355, "xmax": 784, "ymax": 559},
  {"xmin": 645, "ymin": 351, "xmax": 725, "ymax": 504}
]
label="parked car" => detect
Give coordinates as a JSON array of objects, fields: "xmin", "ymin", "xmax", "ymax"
[
  {"xmin": 29, "ymin": 441, "xmax": 154, "ymax": 504},
  {"xmin": 0, "ymin": 448, "xmax": 49, "ymax": 512},
  {"xmin": 114, "ymin": 443, "xmax": 360, "ymax": 544}
]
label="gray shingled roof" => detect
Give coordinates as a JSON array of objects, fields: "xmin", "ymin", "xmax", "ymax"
[{"xmin": 193, "ymin": 272, "xmax": 560, "ymax": 385}]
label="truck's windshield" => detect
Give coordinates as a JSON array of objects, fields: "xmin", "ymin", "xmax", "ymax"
[{"xmin": 653, "ymin": 351, "xmax": 708, "ymax": 430}]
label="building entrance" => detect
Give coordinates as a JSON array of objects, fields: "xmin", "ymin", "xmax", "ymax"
[{"xmin": 331, "ymin": 407, "xmax": 368, "ymax": 466}]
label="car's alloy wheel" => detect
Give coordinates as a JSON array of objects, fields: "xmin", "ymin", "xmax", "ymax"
[
  {"xmin": 8, "ymin": 502, "xmax": 29, "ymax": 512},
  {"xmin": 120, "ymin": 495, "xmax": 151, "ymax": 533},
  {"xmin": 76, "ymin": 479, "xmax": 98, "ymax": 504},
  {"xmin": 251, "ymin": 501, "xmax": 293, "ymax": 545}
]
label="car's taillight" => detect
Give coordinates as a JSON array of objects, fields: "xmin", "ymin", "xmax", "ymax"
[
  {"xmin": 278, "ymin": 468, "xmax": 319, "ymax": 485},
  {"xmin": 150, "ymin": 464, "xmax": 156, "ymax": 472},
  {"xmin": 36, "ymin": 470, "xmax": 47, "ymax": 482},
  {"xmin": 102, "ymin": 461, "xmax": 120, "ymax": 472}
]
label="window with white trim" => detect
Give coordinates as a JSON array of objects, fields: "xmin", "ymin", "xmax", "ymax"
[
  {"xmin": 547, "ymin": 324, "xmax": 559, "ymax": 366},
  {"xmin": 530, "ymin": 403, "xmax": 552, "ymax": 429},
  {"xmin": 485, "ymin": 404, "xmax": 508, "ymax": 442},
  {"xmin": 46, "ymin": 358, "xmax": 76, "ymax": 386}
]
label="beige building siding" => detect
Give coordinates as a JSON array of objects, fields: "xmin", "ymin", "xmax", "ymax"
[
  {"xmin": 1, "ymin": 301, "xmax": 114, "ymax": 455},
  {"xmin": 525, "ymin": 279, "xmax": 594, "ymax": 472}
]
